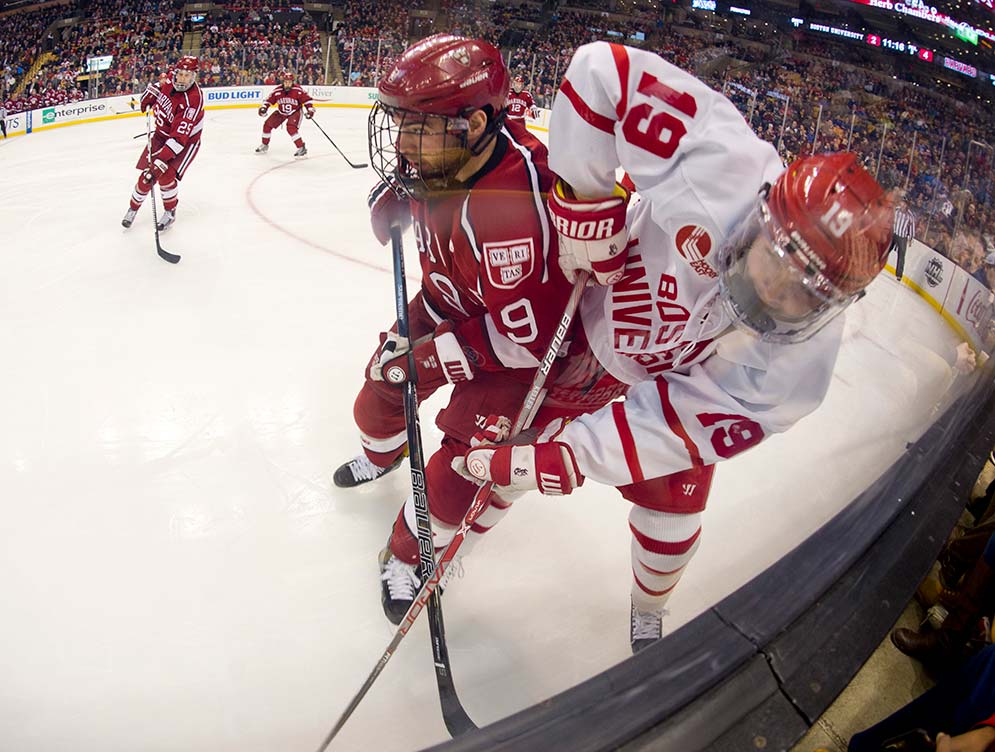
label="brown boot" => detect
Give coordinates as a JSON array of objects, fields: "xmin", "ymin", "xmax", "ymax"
[
  {"xmin": 891, "ymin": 626, "xmax": 955, "ymax": 662},
  {"xmin": 892, "ymin": 558, "xmax": 995, "ymax": 663}
]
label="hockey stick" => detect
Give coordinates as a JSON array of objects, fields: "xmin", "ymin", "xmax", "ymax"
[
  {"xmin": 144, "ymin": 113, "xmax": 180, "ymax": 264},
  {"xmin": 310, "ymin": 117, "xmax": 368, "ymax": 169},
  {"xmin": 315, "ymin": 270, "xmax": 589, "ymax": 751},
  {"xmin": 388, "ymin": 222, "xmax": 476, "ymax": 737}
]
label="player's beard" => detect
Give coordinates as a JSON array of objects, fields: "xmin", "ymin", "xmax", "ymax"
[{"xmin": 403, "ymin": 146, "xmax": 473, "ymax": 198}]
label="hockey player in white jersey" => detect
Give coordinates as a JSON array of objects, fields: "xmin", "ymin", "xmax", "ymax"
[{"xmin": 459, "ymin": 42, "xmax": 895, "ymax": 652}]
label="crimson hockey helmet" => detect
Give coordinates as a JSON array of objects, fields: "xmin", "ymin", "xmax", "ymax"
[
  {"xmin": 369, "ymin": 34, "xmax": 511, "ymax": 197},
  {"xmin": 717, "ymin": 152, "xmax": 894, "ymax": 344},
  {"xmin": 378, "ymin": 34, "xmax": 509, "ymax": 119},
  {"xmin": 173, "ymin": 55, "xmax": 198, "ymax": 92}
]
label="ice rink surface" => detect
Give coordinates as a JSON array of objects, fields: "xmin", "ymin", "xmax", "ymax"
[{"xmin": 0, "ymin": 106, "xmax": 975, "ymax": 751}]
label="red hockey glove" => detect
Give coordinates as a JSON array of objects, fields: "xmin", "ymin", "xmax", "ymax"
[
  {"xmin": 370, "ymin": 322, "xmax": 473, "ymax": 390},
  {"xmin": 368, "ymin": 180, "xmax": 412, "ymax": 246},
  {"xmin": 548, "ymin": 178, "xmax": 630, "ymax": 286},
  {"xmin": 305, "ymin": 106, "xmax": 315, "ymax": 119},
  {"xmin": 258, "ymin": 104, "xmax": 268, "ymax": 117},
  {"xmin": 143, "ymin": 157, "xmax": 168, "ymax": 182},
  {"xmin": 460, "ymin": 420, "xmax": 583, "ymax": 495}
]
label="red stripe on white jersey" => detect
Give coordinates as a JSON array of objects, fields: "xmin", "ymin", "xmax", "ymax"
[
  {"xmin": 609, "ymin": 43, "xmax": 630, "ymax": 121},
  {"xmin": 612, "ymin": 402, "xmax": 644, "ymax": 483},
  {"xmin": 559, "ymin": 78, "xmax": 615, "ymax": 135},
  {"xmin": 655, "ymin": 378, "xmax": 704, "ymax": 467}
]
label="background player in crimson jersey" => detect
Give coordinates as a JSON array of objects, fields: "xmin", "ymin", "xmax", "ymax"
[
  {"xmin": 121, "ymin": 56, "xmax": 204, "ymax": 231},
  {"xmin": 460, "ymin": 42, "xmax": 895, "ymax": 652},
  {"xmin": 333, "ymin": 34, "xmax": 627, "ymax": 624},
  {"xmin": 255, "ymin": 71, "xmax": 314, "ymax": 157},
  {"xmin": 505, "ymin": 74, "xmax": 537, "ymax": 123}
]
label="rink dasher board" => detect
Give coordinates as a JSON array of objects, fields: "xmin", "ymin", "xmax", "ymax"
[{"xmin": 10, "ymin": 84, "xmax": 551, "ymax": 139}]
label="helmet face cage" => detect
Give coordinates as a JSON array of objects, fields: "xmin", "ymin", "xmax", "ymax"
[
  {"xmin": 173, "ymin": 69, "xmax": 196, "ymax": 92},
  {"xmin": 173, "ymin": 57, "xmax": 197, "ymax": 91},
  {"xmin": 717, "ymin": 193, "xmax": 857, "ymax": 344},
  {"xmin": 368, "ymin": 101, "xmax": 477, "ymax": 199}
]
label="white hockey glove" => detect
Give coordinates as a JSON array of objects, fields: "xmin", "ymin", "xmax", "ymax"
[
  {"xmin": 548, "ymin": 179, "xmax": 630, "ymax": 286},
  {"xmin": 455, "ymin": 418, "xmax": 583, "ymax": 496}
]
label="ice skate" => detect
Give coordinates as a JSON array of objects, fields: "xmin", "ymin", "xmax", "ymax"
[
  {"xmin": 630, "ymin": 601, "xmax": 666, "ymax": 654},
  {"xmin": 293, "ymin": 145, "xmax": 307, "ymax": 158},
  {"xmin": 156, "ymin": 209, "xmax": 176, "ymax": 231},
  {"xmin": 333, "ymin": 452, "xmax": 404, "ymax": 488},
  {"xmin": 255, "ymin": 143, "xmax": 268, "ymax": 154},
  {"xmin": 121, "ymin": 207, "xmax": 137, "ymax": 228},
  {"xmin": 379, "ymin": 546, "xmax": 421, "ymax": 625},
  {"xmin": 377, "ymin": 544, "xmax": 463, "ymax": 624}
]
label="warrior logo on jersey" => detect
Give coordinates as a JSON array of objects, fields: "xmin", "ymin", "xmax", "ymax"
[
  {"xmin": 674, "ymin": 225, "xmax": 716, "ymax": 279},
  {"xmin": 483, "ymin": 238, "xmax": 534, "ymax": 289}
]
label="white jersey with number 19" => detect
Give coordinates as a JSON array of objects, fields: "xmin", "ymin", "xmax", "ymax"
[{"xmin": 547, "ymin": 42, "xmax": 847, "ymax": 489}]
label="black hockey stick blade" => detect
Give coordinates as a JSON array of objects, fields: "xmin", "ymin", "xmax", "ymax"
[
  {"xmin": 156, "ymin": 236, "xmax": 180, "ymax": 264},
  {"xmin": 428, "ymin": 590, "xmax": 477, "ymax": 736},
  {"xmin": 310, "ymin": 118, "xmax": 368, "ymax": 169}
]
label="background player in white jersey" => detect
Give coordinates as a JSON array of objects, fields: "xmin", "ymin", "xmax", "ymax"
[
  {"xmin": 505, "ymin": 74, "xmax": 537, "ymax": 123},
  {"xmin": 459, "ymin": 41, "xmax": 895, "ymax": 652},
  {"xmin": 255, "ymin": 71, "xmax": 314, "ymax": 157},
  {"xmin": 121, "ymin": 56, "xmax": 204, "ymax": 231}
]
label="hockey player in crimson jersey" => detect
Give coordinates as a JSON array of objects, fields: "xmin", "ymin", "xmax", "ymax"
[
  {"xmin": 121, "ymin": 56, "xmax": 204, "ymax": 231},
  {"xmin": 459, "ymin": 42, "xmax": 895, "ymax": 652},
  {"xmin": 332, "ymin": 34, "xmax": 627, "ymax": 624},
  {"xmin": 505, "ymin": 74, "xmax": 537, "ymax": 122},
  {"xmin": 255, "ymin": 71, "xmax": 314, "ymax": 157}
]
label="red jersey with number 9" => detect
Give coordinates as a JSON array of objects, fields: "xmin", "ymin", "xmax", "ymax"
[{"xmin": 408, "ymin": 118, "xmax": 572, "ymax": 380}]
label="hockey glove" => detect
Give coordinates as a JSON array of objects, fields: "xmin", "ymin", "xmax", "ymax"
[
  {"xmin": 548, "ymin": 179, "xmax": 630, "ymax": 286},
  {"xmin": 371, "ymin": 322, "xmax": 473, "ymax": 390},
  {"xmin": 368, "ymin": 180, "xmax": 412, "ymax": 246},
  {"xmin": 258, "ymin": 104, "xmax": 268, "ymax": 117},
  {"xmin": 459, "ymin": 419, "xmax": 583, "ymax": 496},
  {"xmin": 143, "ymin": 157, "xmax": 168, "ymax": 183},
  {"xmin": 305, "ymin": 106, "xmax": 315, "ymax": 119}
]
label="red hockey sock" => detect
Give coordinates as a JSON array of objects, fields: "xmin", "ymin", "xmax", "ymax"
[
  {"xmin": 293, "ymin": 137, "xmax": 304, "ymax": 148},
  {"xmin": 388, "ymin": 508, "xmax": 420, "ymax": 565}
]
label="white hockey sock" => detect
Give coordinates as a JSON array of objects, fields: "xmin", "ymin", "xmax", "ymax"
[{"xmin": 628, "ymin": 507, "xmax": 702, "ymax": 613}]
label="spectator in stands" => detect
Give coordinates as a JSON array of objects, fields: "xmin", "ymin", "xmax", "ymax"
[
  {"xmin": 848, "ymin": 644, "xmax": 995, "ymax": 752},
  {"xmin": 973, "ymin": 254, "xmax": 995, "ymax": 292},
  {"xmin": 891, "ymin": 528, "xmax": 995, "ymax": 667}
]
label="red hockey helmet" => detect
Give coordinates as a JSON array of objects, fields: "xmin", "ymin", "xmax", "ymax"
[
  {"xmin": 378, "ymin": 34, "xmax": 509, "ymax": 119},
  {"xmin": 767, "ymin": 152, "xmax": 893, "ymax": 295},
  {"xmin": 173, "ymin": 55, "xmax": 198, "ymax": 92},
  {"xmin": 717, "ymin": 152, "xmax": 894, "ymax": 343},
  {"xmin": 369, "ymin": 34, "xmax": 511, "ymax": 198}
]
